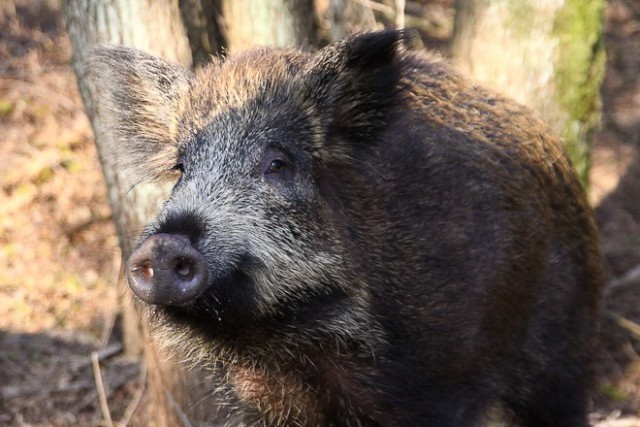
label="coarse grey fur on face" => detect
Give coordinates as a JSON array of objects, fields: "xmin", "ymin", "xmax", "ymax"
[{"xmin": 88, "ymin": 30, "xmax": 602, "ymax": 426}]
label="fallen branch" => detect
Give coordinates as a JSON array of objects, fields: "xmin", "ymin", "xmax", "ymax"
[
  {"xmin": 2, "ymin": 379, "xmax": 95, "ymax": 399},
  {"xmin": 92, "ymin": 351, "xmax": 114, "ymax": 427},
  {"xmin": 606, "ymin": 264, "xmax": 640, "ymax": 296},
  {"xmin": 118, "ymin": 360, "xmax": 147, "ymax": 426},
  {"xmin": 606, "ymin": 310, "xmax": 640, "ymax": 341},
  {"xmin": 71, "ymin": 342, "xmax": 123, "ymax": 372},
  {"xmin": 70, "ymin": 367, "xmax": 138, "ymax": 414},
  {"xmin": 353, "ymin": 0, "xmax": 394, "ymax": 15},
  {"xmin": 166, "ymin": 390, "xmax": 194, "ymax": 427}
]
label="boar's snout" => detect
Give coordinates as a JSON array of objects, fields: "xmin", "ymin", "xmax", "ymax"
[{"xmin": 127, "ymin": 234, "xmax": 209, "ymax": 306}]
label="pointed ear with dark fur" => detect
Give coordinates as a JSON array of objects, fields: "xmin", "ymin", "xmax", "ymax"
[
  {"xmin": 302, "ymin": 30, "xmax": 414, "ymax": 148},
  {"xmin": 85, "ymin": 45, "xmax": 193, "ymax": 180}
]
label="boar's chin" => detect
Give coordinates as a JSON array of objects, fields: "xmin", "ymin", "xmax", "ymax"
[
  {"xmin": 145, "ymin": 267, "xmax": 352, "ymax": 346},
  {"xmin": 150, "ymin": 268, "xmax": 262, "ymax": 339}
]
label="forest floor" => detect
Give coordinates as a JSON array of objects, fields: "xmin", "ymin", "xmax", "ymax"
[{"xmin": 1, "ymin": 0, "xmax": 639, "ymax": 425}]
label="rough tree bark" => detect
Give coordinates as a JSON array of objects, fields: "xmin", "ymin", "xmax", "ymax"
[
  {"xmin": 452, "ymin": 0, "xmax": 605, "ymax": 186},
  {"xmin": 221, "ymin": 0, "xmax": 317, "ymax": 53},
  {"xmin": 325, "ymin": 0, "xmax": 378, "ymax": 41},
  {"xmin": 64, "ymin": 0, "xmax": 320, "ymax": 424},
  {"xmin": 180, "ymin": 0, "xmax": 225, "ymax": 64}
]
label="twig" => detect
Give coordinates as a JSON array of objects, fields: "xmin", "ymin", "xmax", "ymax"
[
  {"xmin": 71, "ymin": 343, "xmax": 123, "ymax": 371},
  {"xmin": 118, "ymin": 361, "xmax": 147, "ymax": 426},
  {"xmin": 2, "ymin": 379, "xmax": 96, "ymax": 399},
  {"xmin": 166, "ymin": 390, "xmax": 194, "ymax": 427},
  {"xmin": 70, "ymin": 367, "xmax": 138, "ymax": 414},
  {"xmin": 70, "ymin": 389, "xmax": 99, "ymax": 416},
  {"xmin": 607, "ymin": 310, "xmax": 640, "ymax": 341},
  {"xmin": 0, "ymin": 353, "xmax": 41, "ymax": 389},
  {"xmin": 97, "ymin": 343, "xmax": 124, "ymax": 362},
  {"xmin": 594, "ymin": 418, "xmax": 640, "ymax": 427},
  {"xmin": 606, "ymin": 264, "xmax": 640, "ymax": 296},
  {"xmin": 622, "ymin": 341, "xmax": 640, "ymax": 363},
  {"xmin": 10, "ymin": 392, "xmax": 52, "ymax": 417},
  {"xmin": 395, "ymin": 0, "xmax": 405, "ymax": 29},
  {"xmin": 100, "ymin": 300, "xmax": 119, "ymax": 348},
  {"xmin": 353, "ymin": 0, "xmax": 407, "ymax": 29},
  {"xmin": 92, "ymin": 351, "xmax": 114, "ymax": 427},
  {"xmin": 353, "ymin": 0, "xmax": 394, "ymax": 16}
]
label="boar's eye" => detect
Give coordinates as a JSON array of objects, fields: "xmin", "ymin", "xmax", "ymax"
[
  {"xmin": 262, "ymin": 147, "xmax": 292, "ymax": 179},
  {"xmin": 261, "ymin": 147, "xmax": 294, "ymax": 183},
  {"xmin": 266, "ymin": 159, "xmax": 288, "ymax": 174}
]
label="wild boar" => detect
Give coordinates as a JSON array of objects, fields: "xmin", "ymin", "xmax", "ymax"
[{"xmin": 89, "ymin": 30, "xmax": 602, "ymax": 426}]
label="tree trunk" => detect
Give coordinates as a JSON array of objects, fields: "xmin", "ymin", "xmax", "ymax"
[
  {"xmin": 452, "ymin": 0, "xmax": 605, "ymax": 186},
  {"xmin": 63, "ymin": 1, "xmax": 223, "ymax": 425},
  {"xmin": 325, "ymin": 0, "xmax": 378, "ymax": 42},
  {"xmin": 221, "ymin": 0, "xmax": 317, "ymax": 53},
  {"xmin": 180, "ymin": 0, "xmax": 225, "ymax": 65}
]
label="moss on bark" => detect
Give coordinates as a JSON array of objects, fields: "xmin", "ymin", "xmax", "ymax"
[{"xmin": 553, "ymin": 0, "xmax": 606, "ymax": 186}]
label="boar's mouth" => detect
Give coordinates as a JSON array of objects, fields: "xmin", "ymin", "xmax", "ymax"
[
  {"xmin": 159, "ymin": 267, "xmax": 262, "ymax": 335},
  {"xmin": 158, "ymin": 272, "xmax": 352, "ymax": 344}
]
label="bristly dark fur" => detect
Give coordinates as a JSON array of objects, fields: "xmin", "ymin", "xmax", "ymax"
[
  {"xmin": 301, "ymin": 30, "xmax": 409, "ymax": 142},
  {"xmin": 88, "ymin": 30, "xmax": 602, "ymax": 426}
]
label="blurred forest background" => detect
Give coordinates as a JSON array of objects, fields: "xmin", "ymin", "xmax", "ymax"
[{"xmin": 0, "ymin": 0, "xmax": 639, "ymax": 425}]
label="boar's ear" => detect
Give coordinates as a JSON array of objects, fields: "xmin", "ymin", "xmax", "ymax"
[
  {"xmin": 302, "ymin": 30, "xmax": 416, "ymax": 148},
  {"xmin": 85, "ymin": 45, "xmax": 192, "ymax": 180}
]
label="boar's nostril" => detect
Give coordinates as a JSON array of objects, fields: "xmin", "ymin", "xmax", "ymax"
[
  {"xmin": 134, "ymin": 262, "xmax": 154, "ymax": 279},
  {"xmin": 175, "ymin": 259, "xmax": 194, "ymax": 279},
  {"xmin": 127, "ymin": 234, "xmax": 209, "ymax": 306}
]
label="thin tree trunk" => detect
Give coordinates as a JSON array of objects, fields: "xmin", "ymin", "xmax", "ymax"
[
  {"xmin": 325, "ymin": 0, "xmax": 378, "ymax": 42},
  {"xmin": 180, "ymin": 0, "xmax": 225, "ymax": 65},
  {"xmin": 452, "ymin": 0, "xmax": 605, "ymax": 186},
  {"xmin": 64, "ymin": 0, "xmax": 190, "ymax": 360},
  {"xmin": 221, "ymin": 0, "xmax": 318, "ymax": 53}
]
